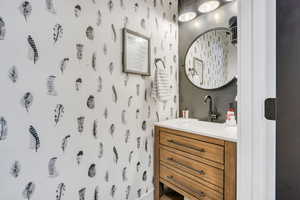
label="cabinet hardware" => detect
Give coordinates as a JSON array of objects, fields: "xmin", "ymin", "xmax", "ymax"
[
  {"xmin": 166, "ymin": 175, "xmax": 206, "ymax": 198},
  {"xmin": 167, "ymin": 157, "xmax": 205, "ymax": 175},
  {"xmin": 167, "ymin": 140, "xmax": 206, "ymax": 152}
]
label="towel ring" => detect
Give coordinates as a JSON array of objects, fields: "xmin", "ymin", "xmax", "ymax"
[{"xmin": 154, "ymin": 58, "xmax": 166, "ymax": 69}]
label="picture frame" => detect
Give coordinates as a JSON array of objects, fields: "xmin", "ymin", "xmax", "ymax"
[{"xmin": 122, "ymin": 28, "xmax": 151, "ymax": 76}]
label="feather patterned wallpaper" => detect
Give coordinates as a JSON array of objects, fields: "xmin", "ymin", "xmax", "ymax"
[{"xmin": 0, "ymin": 0, "xmax": 178, "ymax": 199}]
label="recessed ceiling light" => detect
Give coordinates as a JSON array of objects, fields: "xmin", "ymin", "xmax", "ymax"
[
  {"xmin": 225, "ymin": 0, "xmax": 234, "ymax": 2},
  {"xmin": 178, "ymin": 12, "xmax": 197, "ymax": 22},
  {"xmin": 198, "ymin": 0, "xmax": 220, "ymax": 13}
]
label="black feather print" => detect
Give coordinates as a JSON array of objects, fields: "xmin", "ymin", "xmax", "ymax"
[
  {"xmin": 122, "ymin": 167, "xmax": 127, "ymax": 181},
  {"xmin": 75, "ymin": 78, "xmax": 82, "ymax": 91},
  {"xmin": 153, "ymin": 0, "xmax": 157, "ymax": 7},
  {"xmin": 147, "ymin": 105, "xmax": 151, "ymax": 119},
  {"xmin": 110, "ymin": 123, "xmax": 115, "ymax": 136},
  {"xmin": 54, "ymin": 104, "xmax": 64, "ymax": 125},
  {"xmin": 88, "ymin": 163, "xmax": 96, "ymax": 177},
  {"xmin": 113, "ymin": 146, "xmax": 118, "ymax": 164},
  {"xmin": 61, "ymin": 135, "xmax": 70, "ymax": 152},
  {"xmin": 136, "ymin": 84, "xmax": 140, "ymax": 96},
  {"xmin": 140, "ymin": 18, "xmax": 146, "ymax": 29},
  {"xmin": 125, "ymin": 129, "xmax": 130, "ymax": 143},
  {"xmin": 111, "ymin": 185, "xmax": 116, "ymax": 198},
  {"xmin": 97, "ymin": 76, "xmax": 102, "ymax": 92},
  {"xmin": 144, "ymin": 89, "xmax": 148, "ymax": 102},
  {"xmin": 142, "ymin": 121, "xmax": 147, "ymax": 131},
  {"xmin": 94, "ymin": 186, "xmax": 99, "ymax": 200},
  {"xmin": 136, "ymin": 161, "xmax": 141, "ymax": 172},
  {"xmin": 76, "ymin": 44, "xmax": 84, "ymax": 60},
  {"xmin": 128, "ymin": 96, "xmax": 133, "ymax": 107},
  {"xmin": 76, "ymin": 150, "xmax": 83, "ymax": 165},
  {"xmin": 128, "ymin": 151, "xmax": 133, "ymax": 163},
  {"xmin": 125, "ymin": 185, "xmax": 131, "ymax": 200},
  {"xmin": 111, "ymin": 24, "xmax": 117, "ymax": 42},
  {"xmin": 8, "ymin": 66, "xmax": 18, "ymax": 83},
  {"xmin": 77, "ymin": 116, "xmax": 85, "ymax": 133},
  {"xmin": 147, "ymin": 7, "xmax": 150, "ymax": 19},
  {"xmin": 19, "ymin": 1, "xmax": 32, "ymax": 22},
  {"xmin": 92, "ymin": 52, "xmax": 97, "ymax": 71},
  {"xmin": 137, "ymin": 137, "xmax": 141, "ymax": 149},
  {"xmin": 98, "ymin": 142, "xmax": 103, "ymax": 159},
  {"xmin": 27, "ymin": 35, "xmax": 39, "ymax": 64},
  {"xmin": 105, "ymin": 170, "xmax": 109, "ymax": 182},
  {"xmin": 0, "ymin": 17, "xmax": 5, "ymax": 40},
  {"xmin": 47, "ymin": 75, "xmax": 58, "ymax": 96},
  {"xmin": 136, "ymin": 109, "xmax": 140, "ymax": 119},
  {"xmin": 121, "ymin": 110, "xmax": 127, "ymax": 124},
  {"xmin": 86, "ymin": 26, "xmax": 94, "ymax": 40},
  {"xmin": 123, "ymin": 16, "xmax": 129, "ymax": 28},
  {"xmin": 108, "ymin": 0, "xmax": 114, "ymax": 12},
  {"xmin": 109, "ymin": 62, "xmax": 114, "ymax": 74},
  {"xmin": 120, "ymin": 0, "xmax": 124, "ymax": 8},
  {"xmin": 124, "ymin": 74, "xmax": 129, "ymax": 86},
  {"xmin": 10, "ymin": 160, "xmax": 21, "ymax": 178},
  {"xmin": 137, "ymin": 188, "xmax": 142, "ymax": 198},
  {"xmin": 45, "ymin": 0, "xmax": 56, "ymax": 14},
  {"xmin": 28, "ymin": 125, "xmax": 40, "ymax": 152},
  {"xmin": 23, "ymin": 182, "xmax": 35, "ymax": 200},
  {"xmin": 96, "ymin": 10, "xmax": 101, "ymax": 26},
  {"xmin": 53, "ymin": 24, "xmax": 63, "ymax": 44},
  {"xmin": 163, "ymin": 12, "xmax": 166, "ymax": 20},
  {"xmin": 148, "ymin": 154, "xmax": 152, "ymax": 167},
  {"xmin": 87, "ymin": 95, "xmax": 95, "ymax": 109},
  {"xmin": 145, "ymin": 137, "xmax": 148, "ymax": 152},
  {"xmin": 104, "ymin": 107, "xmax": 108, "ymax": 119},
  {"xmin": 155, "ymin": 18, "xmax": 159, "ymax": 30},
  {"xmin": 60, "ymin": 58, "xmax": 69, "ymax": 74},
  {"xmin": 78, "ymin": 188, "xmax": 86, "ymax": 200},
  {"xmin": 134, "ymin": 3, "xmax": 139, "ymax": 12},
  {"xmin": 156, "ymin": 111, "xmax": 160, "ymax": 121},
  {"xmin": 93, "ymin": 120, "xmax": 98, "ymax": 138},
  {"xmin": 103, "ymin": 43, "xmax": 108, "ymax": 55},
  {"xmin": 0, "ymin": 117, "xmax": 8, "ymax": 141},
  {"xmin": 48, "ymin": 157, "xmax": 59, "ymax": 177},
  {"xmin": 112, "ymin": 85, "xmax": 118, "ymax": 103},
  {"xmin": 142, "ymin": 170, "xmax": 147, "ymax": 181},
  {"xmin": 56, "ymin": 183, "xmax": 66, "ymax": 200},
  {"xmin": 74, "ymin": 5, "xmax": 81, "ymax": 18}
]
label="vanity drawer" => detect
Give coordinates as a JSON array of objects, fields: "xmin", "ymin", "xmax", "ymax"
[
  {"xmin": 160, "ymin": 164, "xmax": 223, "ymax": 200},
  {"xmin": 160, "ymin": 131, "xmax": 224, "ymax": 164},
  {"xmin": 160, "ymin": 147, "xmax": 224, "ymax": 188}
]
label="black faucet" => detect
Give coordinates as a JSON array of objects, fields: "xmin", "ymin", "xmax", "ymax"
[{"xmin": 204, "ymin": 95, "xmax": 218, "ymax": 122}]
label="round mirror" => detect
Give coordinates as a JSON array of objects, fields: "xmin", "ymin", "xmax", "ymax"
[{"xmin": 185, "ymin": 28, "xmax": 237, "ymax": 90}]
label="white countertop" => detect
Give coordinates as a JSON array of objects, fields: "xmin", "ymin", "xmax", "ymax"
[{"xmin": 154, "ymin": 118, "xmax": 238, "ymax": 142}]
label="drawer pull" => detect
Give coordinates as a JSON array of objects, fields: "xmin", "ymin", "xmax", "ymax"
[
  {"xmin": 167, "ymin": 140, "xmax": 206, "ymax": 153},
  {"xmin": 166, "ymin": 175, "xmax": 206, "ymax": 198},
  {"xmin": 167, "ymin": 157, "xmax": 205, "ymax": 175}
]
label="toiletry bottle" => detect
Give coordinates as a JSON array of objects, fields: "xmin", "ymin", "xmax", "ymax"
[{"xmin": 226, "ymin": 103, "xmax": 236, "ymax": 126}]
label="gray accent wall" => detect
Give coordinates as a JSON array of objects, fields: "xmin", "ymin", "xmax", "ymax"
[{"xmin": 179, "ymin": 2, "xmax": 237, "ymax": 122}]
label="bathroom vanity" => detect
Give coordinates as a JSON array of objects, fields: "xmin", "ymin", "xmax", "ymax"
[{"xmin": 154, "ymin": 119, "xmax": 237, "ymax": 200}]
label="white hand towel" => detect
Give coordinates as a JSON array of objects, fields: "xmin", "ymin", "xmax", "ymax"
[{"xmin": 152, "ymin": 63, "xmax": 171, "ymax": 102}]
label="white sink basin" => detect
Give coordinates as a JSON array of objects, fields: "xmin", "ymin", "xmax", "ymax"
[{"xmin": 154, "ymin": 118, "xmax": 238, "ymax": 142}]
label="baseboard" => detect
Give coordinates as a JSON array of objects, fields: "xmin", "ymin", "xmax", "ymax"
[{"xmin": 138, "ymin": 188, "xmax": 154, "ymax": 200}]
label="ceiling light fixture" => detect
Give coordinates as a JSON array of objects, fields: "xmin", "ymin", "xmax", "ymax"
[
  {"xmin": 198, "ymin": 0, "xmax": 220, "ymax": 13},
  {"xmin": 178, "ymin": 11, "xmax": 197, "ymax": 22}
]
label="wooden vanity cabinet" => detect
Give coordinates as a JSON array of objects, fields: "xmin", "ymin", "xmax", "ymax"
[{"xmin": 154, "ymin": 126, "xmax": 236, "ymax": 200}]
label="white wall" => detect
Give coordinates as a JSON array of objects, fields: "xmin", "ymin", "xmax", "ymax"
[{"xmin": 0, "ymin": 0, "xmax": 178, "ymax": 199}]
